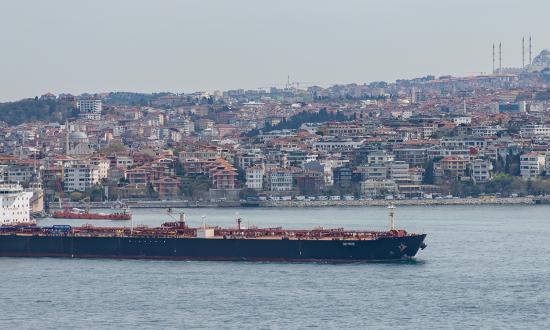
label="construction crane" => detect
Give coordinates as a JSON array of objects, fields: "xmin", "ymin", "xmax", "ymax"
[{"xmin": 55, "ymin": 179, "xmax": 69, "ymax": 211}]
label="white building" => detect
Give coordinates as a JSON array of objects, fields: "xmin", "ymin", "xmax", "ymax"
[
  {"xmin": 80, "ymin": 112, "xmax": 101, "ymax": 120},
  {"xmin": 471, "ymin": 158, "xmax": 493, "ymax": 183},
  {"xmin": 78, "ymin": 99, "xmax": 102, "ymax": 114},
  {"xmin": 520, "ymin": 152, "xmax": 546, "ymax": 179},
  {"xmin": 356, "ymin": 163, "xmax": 387, "ymax": 181},
  {"xmin": 360, "ymin": 179, "xmax": 398, "ymax": 198},
  {"xmin": 115, "ymin": 155, "xmax": 134, "ymax": 168},
  {"xmin": 90, "ymin": 158, "xmax": 110, "ymax": 181},
  {"xmin": 236, "ymin": 151, "xmax": 264, "ymax": 170},
  {"xmin": 388, "ymin": 161, "xmax": 410, "ymax": 183},
  {"xmin": 520, "ymin": 125, "xmax": 550, "ymax": 138},
  {"xmin": 367, "ymin": 151, "xmax": 394, "ymax": 165},
  {"xmin": 452, "ymin": 116, "xmax": 472, "ymax": 125},
  {"xmin": 313, "ymin": 139, "xmax": 364, "ymax": 152},
  {"xmin": 63, "ymin": 163, "xmax": 101, "ymax": 192},
  {"xmin": 245, "ymin": 166, "xmax": 264, "ymax": 190},
  {"xmin": 0, "ymin": 184, "xmax": 33, "ymax": 224},
  {"xmin": 266, "ymin": 169, "xmax": 293, "ymax": 192},
  {"xmin": 472, "ymin": 125, "xmax": 505, "ymax": 137}
]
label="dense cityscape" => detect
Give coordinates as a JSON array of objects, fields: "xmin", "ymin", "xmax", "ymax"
[
  {"xmin": 2, "ymin": 47, "xmax": 550, "ymax": 213},
  {"xmin": 4, "ymin": 1, "xmax": 550, "ymax": 328}
]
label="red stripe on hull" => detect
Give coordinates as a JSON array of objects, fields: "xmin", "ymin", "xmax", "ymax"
[{"xmin": 0, "ymin": 253, "xmax": 412, "ymax": 263}]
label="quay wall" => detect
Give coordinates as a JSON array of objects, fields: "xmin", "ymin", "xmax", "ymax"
[{"xmin": 50, "ymin": 197, "xmax": 535, "ymax": 210}]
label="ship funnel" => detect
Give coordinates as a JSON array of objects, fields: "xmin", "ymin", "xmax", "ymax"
[{"xmin": 388, "ymin": 204, "xmax": 396, "ymax": 231}]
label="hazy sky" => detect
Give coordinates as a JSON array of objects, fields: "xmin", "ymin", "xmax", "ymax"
[{"xmin": 1, "ymin": 0, "xmax": 549, "ymax": 101}]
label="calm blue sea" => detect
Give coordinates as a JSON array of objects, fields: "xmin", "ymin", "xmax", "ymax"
[{"xmin": 1, "ymin": 205, "xmax": 550, "ymax": 329}]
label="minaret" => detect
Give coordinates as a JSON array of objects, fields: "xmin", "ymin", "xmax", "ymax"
[
  {"xmin": 522, "ymin": 37, "xmax": 525, "ymax": 69},
  {"xmin": 529, "ymin": 36, "xmax": 533, "ymax": 65},
  {"xmin": 492, "ymin": 43, "xmax": 495, "ymax": 74},
  {"xmin": 499, "ymin": 42, "xmax": 502, "ymax": 74},
  {"xmin": 65, "ymin": 120, "xmax": 70, "ymax": 155}
]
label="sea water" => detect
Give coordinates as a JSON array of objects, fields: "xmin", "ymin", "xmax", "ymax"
[{"xmin": 1, "ymin": 205, "xmax": 549, "ymax": 329}]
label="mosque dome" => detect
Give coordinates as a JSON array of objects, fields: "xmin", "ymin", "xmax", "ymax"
[
  {"xmin": 531, "ymin": 49, "xmax": 550, "ymax": 67},
  {"xmin": 69, "ymin": 131, "xmax": 89, "ymax": 141}
]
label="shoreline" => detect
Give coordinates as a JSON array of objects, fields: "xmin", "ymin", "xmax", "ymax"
[{"xmin": 49, "ymin": 196, "xmax": 539, "ymax": 210}]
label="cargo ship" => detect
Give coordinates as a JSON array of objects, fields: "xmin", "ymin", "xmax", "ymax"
[
  {"xmin": 0, "ymin": 206, "xmax": 427, "ymax": 262},
  {"xmin": 52, "ymin": 208, "xmax": 131, "ymax": 221}
]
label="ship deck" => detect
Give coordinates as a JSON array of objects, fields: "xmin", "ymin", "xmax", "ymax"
[{"xmin": 0, "ymin": 224, "xmax": 414, "ymax": 241}]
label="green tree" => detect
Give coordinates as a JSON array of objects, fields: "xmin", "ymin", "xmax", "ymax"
[
  {"xmin": 422, "ymin": 159, "xmax": 437, "ymax": 184},
  {"xmin": 70, "ymin": 191, "xmax": 83, "ymax": 201},
  {"xmin": 0, "ymin": 98, "xmax": 77, "ymax": 125}
]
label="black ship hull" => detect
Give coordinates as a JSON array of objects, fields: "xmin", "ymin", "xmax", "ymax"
[{"xmin": 0, "ymin": 234, "xmax": 426, "ymax": 262}]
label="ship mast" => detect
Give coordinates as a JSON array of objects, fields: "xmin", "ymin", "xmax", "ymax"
[
  {"xmin": 235, "ymin": 212, "xmax": 242, "ymax": 230},
  {"xmin": 130, "ymin": 213, "xmax": 134, "ymax": 235},
  {"xmin": 179, "ymin": 212, "xmax": 187, "ymax": 228},
  {"xmin": 388, "ymin": 204, "xmax": 396, "ymax": 231}
]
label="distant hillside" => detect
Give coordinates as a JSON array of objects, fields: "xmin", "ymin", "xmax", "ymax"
[
  {"xmin": 246, "ymin": 108, "xmax": 350, "ymax": 137},
  {"xmin": 104, "ymin": 92, "xmax": 172, "ymax": 106},
  {"xmin": 0, "ymin": 98, "xmax": 77, "ymax": 125}
]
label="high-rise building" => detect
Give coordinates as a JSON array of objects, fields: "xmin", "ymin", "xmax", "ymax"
[{"xmin": 77, "ymin": 99, "xmax": 102, "ymax": 120}]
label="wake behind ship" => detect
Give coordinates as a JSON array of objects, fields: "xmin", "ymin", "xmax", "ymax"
[{"xmin": 0, "ymin": 207, "xmax": 427, "ymax": 262}]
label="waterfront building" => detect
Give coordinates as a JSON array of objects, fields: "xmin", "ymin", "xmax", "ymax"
[
  {"xmin": 360, "ymin": 179, "xmax": 398, "ymax": 198},
  {"xmin": 333, "ymin": 166, "xmax": 353, "ymax": 188},
  {"xmin": 471, "ymin": 158, "xmax": 494, "ymax": 183},
  {"xmin": 434, "ymin": 156, "xmax": 471, "ymax": 181},
  {"xmin": 90, "ymin": 157, "xmax": 110, "ymax": 181},
  {"xmin": 295, "ymin": 171, "xmax": 324, "ymax": 195},
  {"xmin": 245, "ymin": 166, "xmax": 264, "ymax": 190},
  {"xmin": 388, "ymin": 161, "xmax": 411, "ymax": 184},
  {"xmin": 520, "ymin": 152, "xmax": 546, "ymax": 179},
  {"xmin": 63, "ymin": 163, "xmax": 101, "ymax": 192},
  {"xmin": 266, "ymin": 169, "xmax": 293, "ymax": 192},
  {"xmin": 356, "ymin": 163, "xmax": 387, "ymax": 181}
]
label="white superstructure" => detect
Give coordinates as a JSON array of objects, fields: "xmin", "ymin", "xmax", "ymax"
[{"xmin": 0, "ymin": 184, "xmax": 33, "ymax": 225}]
